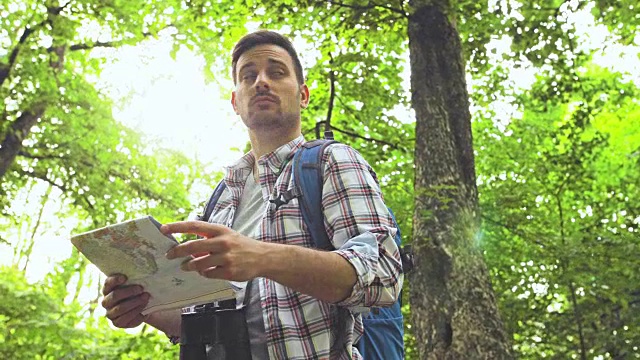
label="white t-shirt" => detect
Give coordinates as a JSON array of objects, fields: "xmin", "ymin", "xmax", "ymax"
[{"xmin": 231, "ymin": 171, "xmax": 269, "ymax": 359}]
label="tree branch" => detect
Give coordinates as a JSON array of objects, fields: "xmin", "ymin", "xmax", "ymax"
[
  {"xmin": 327, "ymin": 0, "xmax": 407, "ymax": 17},
  {"xmin": 1, "ymin": 2, "xmax": 76, "ymax": 86},
  {"xmin": 371, "ymin": 0, "xmax": 409, "ymax": 17},
  {"xmin": 21, "ymin": 184, "xmax": 52, "ymax": 272},
  {"xmin": 0, "ymin": 105, "xmax": 47, "ymax": 180},
  {"xmin": 318, "ymin": 6, "xmax": 342, "ymax": 25},
  {"xmin": 552, "ymin": 0, "xmax": 587, "ymax": 19},
  {"xmin": 320, "ymin": 53, "xmax": 337, "ymax": 139},
  {"xmin": 20, "ymin": 146, "xmax": 166, "ymax": 208},
  {"xmin": 326, "ymin": 58, "xmax": 336, "ymax": 130},
  {"xmin": 18, "ymin": 169, "xmax": 95, "ymax": 211},
  {"xmin": 17, "ymin": 151, "xmax": 61, "ymax": 160},
  {"xmin": 67, "ymin": 41, "xmax": 119, "ymax": 51},
  {"xmin": 482, "ymin": 215, "xmax": 549, "ymax": 248},
  {"xmin": 49, "ymin": 1, "xmax": 73, "ymax": 15},
  {"xmin": 328, "ymin": 124, "xmax": 402, "ymax": 150},
  {"xmin": 397, "ymin": 0, "xmax": 407, "ymax": 14},
  {"xmin": 18, "ymin": 169, "xmax": 68, "ymax": 192},
  {"xmin": 333, "ymin": 94, "xmax": 411, "ymax": 152},
  {"xmin": 64, "ymin": 24, "xmax": 173, "ymax": 52},
  {"xmin": 568, "ymin": 281, "xmax": 588, "ymax": 360},
  {"xmin": 555, "ymin": 191, "xmax": 588, "ymax": 360},
  {"xmin": 1, "ymin": 20, "xmax": 48, "ymax": 87}
]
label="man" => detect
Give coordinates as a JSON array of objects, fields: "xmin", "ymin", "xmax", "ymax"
[{"xmin": 101, "ymin": 30, "xmax": 403, "ymax": 359}]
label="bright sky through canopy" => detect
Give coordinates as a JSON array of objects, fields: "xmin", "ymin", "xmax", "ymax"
[{"xmin": 93, "ymin": 34, "xmax": 246, "ymax": 169}]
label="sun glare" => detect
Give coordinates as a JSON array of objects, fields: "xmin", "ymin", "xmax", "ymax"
[{"xmin": 93, "ymin": 32, "xmax": 248, "ymax": 168}]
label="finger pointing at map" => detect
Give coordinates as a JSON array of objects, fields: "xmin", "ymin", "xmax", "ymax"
[
  {"xmin": 162, "ymin": 220, "xmax": 266, "ymax": 282},
  {"xmin": 161, "ymin": 220, "xmax": 231, "ymax": 239}
]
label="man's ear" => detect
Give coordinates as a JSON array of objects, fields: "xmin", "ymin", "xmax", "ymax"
[
  {"xmin": 299, "ymin": 84, "xmax": 310, "ymax": 109},
  {"xmin": 231, "ymin": 91, "xmax": 239, "ymax": 114}
]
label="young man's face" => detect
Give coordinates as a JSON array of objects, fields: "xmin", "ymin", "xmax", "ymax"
[{"xmin": 231, "ymin": 44, "xmax": 309, "ymax": 133}]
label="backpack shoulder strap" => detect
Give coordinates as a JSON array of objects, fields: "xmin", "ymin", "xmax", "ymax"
[
  {"xmin": 293, "ymin": 139, "xmax": 337, "ymax": 251},
  {"xmin": 197, "ymin": 180, "xmax": 227, "ymax": 222}
]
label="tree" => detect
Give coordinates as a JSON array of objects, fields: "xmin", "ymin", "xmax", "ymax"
[
  {"xmin": 476, "ymin": 64, "xmax": 640, "ymax": 359},
  {"xmin": 460, "ymin": 1, "xmax": 640, "ymax": 357},
  {"xmin": 1, "ymin": 2, "xmax": 234, "ymax": 356},
  {"xmin": 406, "ymin": 1, "xmax": 513, "ymax": 357},
  {"xmin": 0, "ymin": 0, "xmax": 242, "ymax": 224}
]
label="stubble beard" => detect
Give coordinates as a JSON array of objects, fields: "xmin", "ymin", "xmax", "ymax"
[
  {"xmin": 248, "ymin": 110, "xmax": 298, "ymax": 132},
  {"xmin": 245, "ymin": 92, "xmax": 301, "ymax": 133}
]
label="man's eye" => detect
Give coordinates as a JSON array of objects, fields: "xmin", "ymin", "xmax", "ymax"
[
  {"xmin": 242, "ymin": 73, "xmax": 256, "ymax": 80},
  {"xmin": 270, "ymin": 69, "xmax": 284, "ymax": 77}
]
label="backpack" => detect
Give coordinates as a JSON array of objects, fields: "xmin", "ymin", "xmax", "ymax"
[{"xmin": 199, "ymin": 139, "xmax": 414, "ymax": 360}]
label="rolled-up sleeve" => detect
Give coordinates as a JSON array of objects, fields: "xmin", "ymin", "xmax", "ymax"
[{"xmin": 321, "ymin": 144, "xmax": 404, "ymax": 309}]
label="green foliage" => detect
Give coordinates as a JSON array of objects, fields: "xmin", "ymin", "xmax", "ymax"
[
  {"xmin": 591, "ymin": 0, "xmax": 640, "ymax": 44},
  {"xmin": 0, "ymin": 0, "xmax": 245, "ymax": 224},
  {"xmin": 1, "ymin": 1, "xmax": 224, "ymax": 357},
  {"xmin": 0, "ymin": 265, "xmax": 178, "ymax": 359},
  {"xmin": 476, "ymin": 64, "xmax": 640, "ymax": 358}
]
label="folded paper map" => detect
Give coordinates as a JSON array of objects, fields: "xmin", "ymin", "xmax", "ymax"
[{"xmin": 71, "ymin": 216, "xmax": 235, "ymax": 315}]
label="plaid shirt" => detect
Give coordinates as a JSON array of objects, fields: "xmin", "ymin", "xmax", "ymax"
[{"xmin": 206, "ymin": 136, "xmax": 403, "ymax": 359}]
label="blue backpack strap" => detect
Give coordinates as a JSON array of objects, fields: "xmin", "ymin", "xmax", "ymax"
[
  {"xmin": 197, "ymin": 180, "xmax": 227, "ymax": 222},
  {"xmin": 388, "ymin": 208, "xmax": 414, "ymax": 275},
  {"xmin": 357, "ymin": 207, "xmax": 406, "ymax": 360},
  {"xmin": 293, "ymin": 139, "xmax": 406, "ymax": 360},
  {"xmin": 292, "ymin": 139, "xmax": 337, "ymax": 250}
]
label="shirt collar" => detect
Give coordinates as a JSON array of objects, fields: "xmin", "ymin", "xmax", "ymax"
[
  {"xmin": 224, "ymin": 135, "xmax": 305, "ymax": 185},
  {"xmin": 257, "ymin": 135, "xmax": 305, "ymax": 175}
]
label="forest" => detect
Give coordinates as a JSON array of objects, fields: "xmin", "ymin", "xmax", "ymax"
[{"xmin": 1, "ymin": 0, "xmax": 638, "ymax": 359}]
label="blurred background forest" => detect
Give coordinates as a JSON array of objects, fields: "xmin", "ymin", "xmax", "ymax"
[{"xmin": 1, "ymin": 0, "xmax": 639, "ymax": 359}]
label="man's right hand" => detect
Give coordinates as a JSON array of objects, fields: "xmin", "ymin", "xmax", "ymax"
[{"xmin": 101, "ymin": 274, "xmax": 150, "ymax": 328}]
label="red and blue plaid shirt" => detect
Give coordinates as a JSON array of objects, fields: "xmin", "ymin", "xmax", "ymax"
[{"xmin": 205, "ymin": 136, "xmax": 403, "ymax": 359}]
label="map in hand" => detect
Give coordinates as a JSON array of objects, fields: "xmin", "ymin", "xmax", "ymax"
[{"xmin": 71, "ymin": 216, "xmax": 235, "ymax": 315}]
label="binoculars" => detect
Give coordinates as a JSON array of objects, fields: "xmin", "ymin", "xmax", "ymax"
[{"xmin": 179, "ymin": 301, "xmax": 252, "ymax": 360}]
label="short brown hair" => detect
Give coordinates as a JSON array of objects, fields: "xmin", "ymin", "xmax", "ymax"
[{"xmin": 231, "ymin": 30, "xmax": 305, "ymax": 85}]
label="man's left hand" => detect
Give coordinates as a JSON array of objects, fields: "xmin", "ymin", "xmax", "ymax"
[{"xmin": 162, "ymin": 221, "xmax": 265, "ymax": 282}]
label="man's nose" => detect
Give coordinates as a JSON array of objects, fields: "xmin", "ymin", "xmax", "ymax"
[{"xmin": 255, "ymin": 72, "xmax": 270, "ymax": 92}]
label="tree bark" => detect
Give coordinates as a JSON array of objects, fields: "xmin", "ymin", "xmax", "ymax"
[
  {"xmin": 0, "ymin": 6, "xmax": 68, "ymax": 183},
  {"xmin": 408, "ymin": 1, "xmax": 513, "ymax": 358},
  {"xmin": 0, "ymin": 105, "xmax": 46, "ymax": 181}
]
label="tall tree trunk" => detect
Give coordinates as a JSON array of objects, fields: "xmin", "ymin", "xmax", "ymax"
[
  {"xmin": 0, "ymin": 105, "xmax": 46, "ymax": 180},
  {"xmin": 408, "ymin": 1, "xmax": 513, "ymax": 358}
]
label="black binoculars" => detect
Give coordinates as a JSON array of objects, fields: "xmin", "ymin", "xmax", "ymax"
[{"xmin": 179, "ymin": 300, "xmax": 252, "ymax": 360}]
